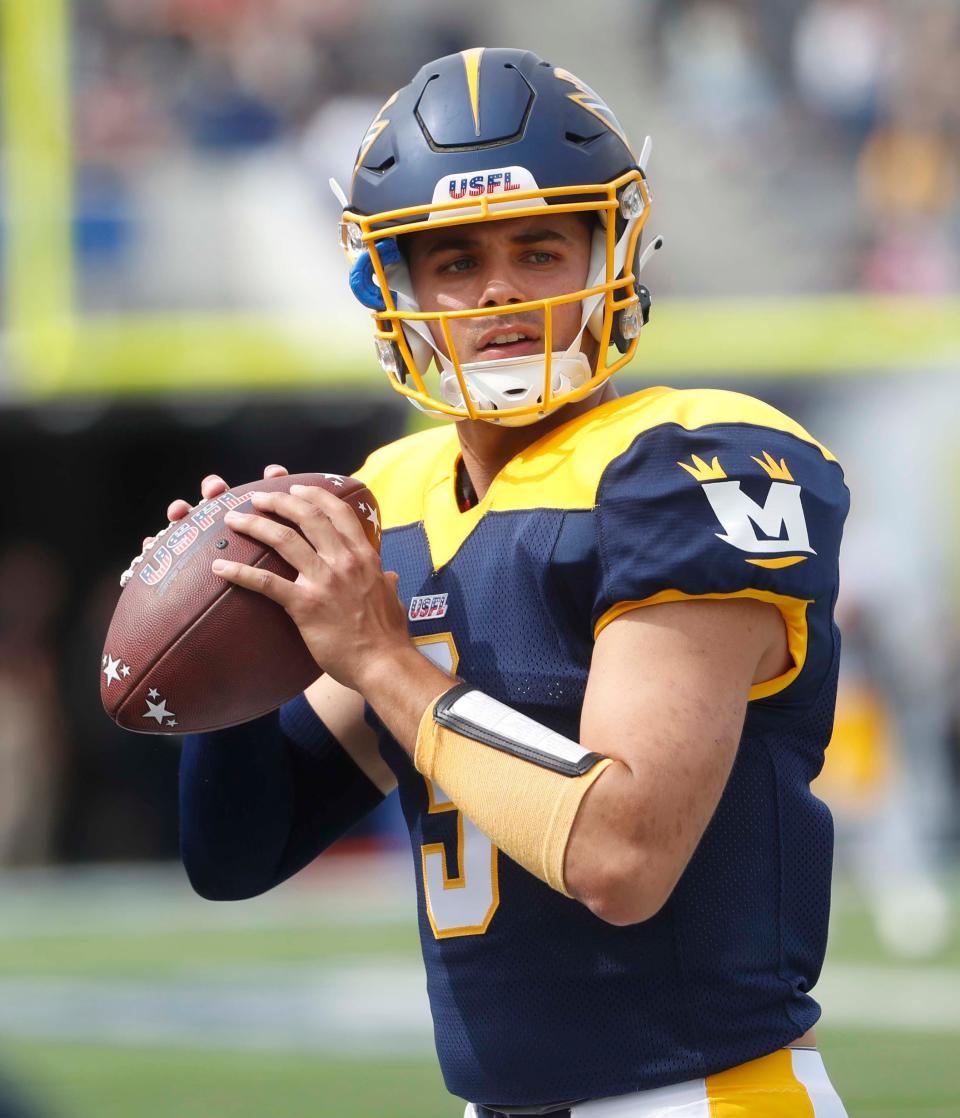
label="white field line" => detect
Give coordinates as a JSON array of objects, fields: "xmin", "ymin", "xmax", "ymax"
[{"xmin": 0, "ymin": 963, "xmax": 954, "ymax": 1052}]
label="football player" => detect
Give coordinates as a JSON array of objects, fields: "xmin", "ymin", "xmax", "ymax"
[{"xmin": 172, "ymin": 49, "xmax": 850, "ymax": 1116}]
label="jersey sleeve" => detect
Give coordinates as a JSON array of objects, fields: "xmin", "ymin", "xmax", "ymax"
[{"xmin": 593, "ymin": 420, "xmax": 849, "ymax": 701}]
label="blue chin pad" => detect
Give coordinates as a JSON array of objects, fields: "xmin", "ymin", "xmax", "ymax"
[{"xmin": 349, "ymin": 237, "xmax": 401, "ymax": 311}]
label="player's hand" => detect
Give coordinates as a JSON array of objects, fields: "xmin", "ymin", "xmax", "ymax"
[
  {"xmin": 211, "ymin": 484, "xmax": 410, "ymax": 692},
  {"xmin": 142, "ymin": 465, "xmax": 289, "ymax": 549}
]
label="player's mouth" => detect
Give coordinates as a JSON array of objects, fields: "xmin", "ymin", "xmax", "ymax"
[{"xmin": 473, "ymin": 323, "xmax": 542, "ymax": 360}]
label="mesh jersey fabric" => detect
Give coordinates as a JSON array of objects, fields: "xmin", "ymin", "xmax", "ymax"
[{"xmin": 354, "ymin": 387, "xmax": 849, "ymax": 1108}]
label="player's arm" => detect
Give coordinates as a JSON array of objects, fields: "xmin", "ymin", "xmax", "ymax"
[
  {"xmin": 302, "ymin": 673, "xmax": 396, "ymax": 794},
  {"xmin": 563, "ymin": 596, "xmax": 787, "ymax": 924},
  {"xmin": 179, "ymin": 676, "xmax": 391, "ymax": 901}
]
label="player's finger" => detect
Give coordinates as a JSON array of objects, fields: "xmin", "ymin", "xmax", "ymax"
[
  {"xmin": 166, "ymin": 499, "xmax": 192, "ymax": 522},
  {"xmin": 210, "ymin": 557, "xmax": 298, "ymax": 609},
  {"xmin": 248, "ymin": 490, "xmax": 342, "ymax": 560},
  {"xmin": 289, "ymin": 484, "xmax": 373, "ymax": 552},
  {"xmin": 200, "ymin": 474, "xmax": 229, "ymax": 501},
  {"xmin": 263, "ymin": 464, "xmax": 289, "ymax": 478},
  {"xmin": 223, "ymin": 507, "xmax": 324, "ymax": 574}
]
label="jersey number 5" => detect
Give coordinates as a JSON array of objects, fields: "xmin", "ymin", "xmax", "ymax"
[{"xmin": 415, "ymin": 633, "xmax": 500, "ymax": 939}]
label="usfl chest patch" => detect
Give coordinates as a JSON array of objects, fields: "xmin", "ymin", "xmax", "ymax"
[{"xmin": 408, "ymin": 593, "xmax": 449, "ymax": 621}]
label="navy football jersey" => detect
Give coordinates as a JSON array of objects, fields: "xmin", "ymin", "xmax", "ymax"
[{"xmin": 354, "ymin": 387, "xmax": 849, "ymax": 1107}]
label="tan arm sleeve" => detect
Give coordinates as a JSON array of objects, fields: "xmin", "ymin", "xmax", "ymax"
[{"xmin": 414, "ymin": 691, "xmax": 612, "ymax": 896}]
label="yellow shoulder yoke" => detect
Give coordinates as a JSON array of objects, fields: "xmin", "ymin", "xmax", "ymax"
[
  {"xmin": 354, "ymin": 424, "xmax": 459, "ymax": 533},
  {"xmin": 354, "ymin": 388, "xmax": 837, "ymax": 570}
]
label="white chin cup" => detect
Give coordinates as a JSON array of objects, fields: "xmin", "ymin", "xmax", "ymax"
[{"xmin": 437, "ymin": 350, "xmax": 593, "ymax": 427}]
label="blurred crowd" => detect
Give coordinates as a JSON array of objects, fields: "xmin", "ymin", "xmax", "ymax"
[
  {"xmin": 0, "ymin": 0, "xmax": 957, "ymax": 958},
  {"xmin": 60, "ymin": 0, "xmax": 959, "ymax": 311},
  {"xmin": 644, "ymin": 0, "xmax": 959, "ymax": 295},
  {"xmin": 69, "ymin": 0, "xmax": 475, "ymax": 311}
]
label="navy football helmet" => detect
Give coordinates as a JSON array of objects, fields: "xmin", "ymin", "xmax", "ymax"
[{"xmin": 338, "ymin": 48, "xmax": 658, "ymax": 425}]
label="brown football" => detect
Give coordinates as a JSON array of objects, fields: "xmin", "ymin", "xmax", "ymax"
[{"xmin": 100, "ymin": 473, "xmax": 380, "ymax": 735}]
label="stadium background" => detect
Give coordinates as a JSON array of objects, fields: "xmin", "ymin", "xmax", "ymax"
[{"xmin": 1, "ymin": 1, "xmax": 959, "ymax": 1114}]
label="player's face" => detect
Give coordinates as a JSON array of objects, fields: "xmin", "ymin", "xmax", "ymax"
[{"xmin": 404, "ymin": 213, "xmax": 598, "ymax": 367}]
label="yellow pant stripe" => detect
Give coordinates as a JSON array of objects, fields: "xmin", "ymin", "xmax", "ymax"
[{"xmin": 706, "ymin": 1049, "xmax": 815, "ymax": 1117}]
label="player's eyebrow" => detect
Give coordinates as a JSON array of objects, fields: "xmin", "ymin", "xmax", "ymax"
[
  {"xmin": 508, "ymin": 228, "xmax": 572, "ymax": 246},
  {"xmin": 420, "ymin": 227, "xmax": 573, "ymax": 258},
  {"xmin": 421, "ymin": 236, "xmax": 481, "ymax": 258}
]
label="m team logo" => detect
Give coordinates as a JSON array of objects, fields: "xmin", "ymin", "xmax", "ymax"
[
  {"xmin": 409, "ymin": 593, "xmax": 449, "ymax": 621},
  {"xmin": 679, "ymin": 451, "xmax": 814, "ymax": 568}
]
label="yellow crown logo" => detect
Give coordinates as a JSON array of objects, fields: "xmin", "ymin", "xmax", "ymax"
[
  {"xmin": 677, "ymin": 455, "xmax": 727, "ymax": 482},
  {"xmin": 751, "ymin": 451, "xmax": 794, "ymax": 482}
]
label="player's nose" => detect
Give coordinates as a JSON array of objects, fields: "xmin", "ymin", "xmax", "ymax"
[{"xmin": 479, "ymin": 274, "xmax": 526, "ymax": 308}]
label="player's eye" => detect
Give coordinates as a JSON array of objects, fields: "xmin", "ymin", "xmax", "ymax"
[
  {"xmin": 523, "ymin": 250, "xmax": 557, "ymax": 265},
  {"xmin": 440, "ymin": 256, "xmax": 476, "ymax": 274}
]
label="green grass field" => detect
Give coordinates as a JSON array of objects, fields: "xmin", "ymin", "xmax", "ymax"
[{"xmin": 0, "ymin": 860, "xmax": 956, "ymax": 1118}]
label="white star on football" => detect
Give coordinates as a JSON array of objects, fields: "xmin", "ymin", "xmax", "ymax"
[
  {"xmin": 121, "ymin": 664, "xmax": 131, "ymax": 678},
  {"xmin": 102, "ymin": 654, "xmax": 108, "ymax": 667},
  {"xmin": 147, "ymin": 687, "xmax": 159, "ymax": 700},
  {"xmin": 166, "ymin": 718, "xmax": 178, "ymax": 728},
  {"xmin": 320, "ymin": 473, "xmax": 345, "ymax": 488},
  {"xmin": 365, "ymin": 504, "xmax": 380, "ymax": 533},
  {"xmin": 144, "ymin": 698, "xmax": 174, "ymax": 724},
  {"xmin": 102, "ymin": 654, "xmax": 122, "ymax": 687}
]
